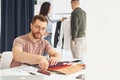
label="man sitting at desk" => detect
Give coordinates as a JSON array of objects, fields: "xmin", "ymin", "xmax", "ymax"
[{"xmin": 10, "ymin": 15, "xmax": 61, "ymax": 70}]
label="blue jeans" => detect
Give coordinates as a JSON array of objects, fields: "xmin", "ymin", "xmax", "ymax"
[
  {"xmin": 44, "ymin": 34, "xmax": 52, "ymax": 45},
  {"xmin": 43, "ymin": 34, "xmax": 52, "ymax": 57}
]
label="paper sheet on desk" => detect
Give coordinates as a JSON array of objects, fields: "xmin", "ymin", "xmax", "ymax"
[
  {"xmin": 0, "ymin": 69, "xmax": 30, "ymax": 76},
  {"xmin": 0, "ymin": 65, "xmax": 41, "ymax": 76}
]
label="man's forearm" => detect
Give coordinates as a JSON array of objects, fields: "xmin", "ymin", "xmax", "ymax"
[
  {"xmin": 53, "ymin": 53, "xmax": 61, "ymax": 61},
  {"xmin": 13, "ymin": 49, "xmax": 42, "ymax": 65}
]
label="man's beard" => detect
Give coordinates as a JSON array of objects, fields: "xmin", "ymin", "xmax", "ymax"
[{"xmin": 32, "ymin": 31, "xmax": 43, "ymax": 39}]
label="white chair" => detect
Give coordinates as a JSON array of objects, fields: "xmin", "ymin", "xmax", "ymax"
[{"xmin": 0, "ymin": 51, "xmax": 13, "ymax": 69}]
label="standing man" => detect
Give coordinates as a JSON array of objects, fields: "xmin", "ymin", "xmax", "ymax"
[
  {"xmin": 70, "ymin": 0, "xmax": 86, "ymax": 60},
  {"xmin": 10, "ymin": 15, "xmax": 61, "ymax": 70}
]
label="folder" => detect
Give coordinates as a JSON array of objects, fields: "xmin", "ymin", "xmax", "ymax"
[{"xmin": 55, "ymin": 64, "xmax": 84, "ymax": 75}]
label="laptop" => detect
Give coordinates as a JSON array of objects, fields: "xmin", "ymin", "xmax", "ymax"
[{"xmin": 0, "ymin": 75, "xmax": 44, "ymax": 80}]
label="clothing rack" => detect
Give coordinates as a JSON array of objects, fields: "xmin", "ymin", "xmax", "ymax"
[
  {"xmin": 55, "ymin": 13, "xmax": 71, "ymax": 15},
  {"xmin": 55, "ymin": 13, "xmax": 71, "ymax": 19}
]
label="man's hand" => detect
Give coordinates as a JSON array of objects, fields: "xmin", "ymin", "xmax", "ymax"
[
  {"xmin": 71, "ymin": 40, "xmax": 75, "ymax": 45},
  {"xmin": 38, "ymin": 56, "xmax": 49, "ymax": 70},
  {"xmin": 49, "ymin": 57, "xmax": 58, "ymax": 66},
  {"xmin": 43, "ymin": 32, "xmax": 49, "ymax": 38},
  {"xmin": 60, "ymin": 18, "xmax": 65, "ymax": 22}
]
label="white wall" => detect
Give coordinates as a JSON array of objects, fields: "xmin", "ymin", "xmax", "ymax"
[
  {"xmin": 52, "ymin": 0, "xmax": 87, "ymax": 19},
  {"xmin": 87, "ymin": 0, "xmax": 120, "ymax": 80},
  {"xmin": 35, "ymin": 0, "xmax": 87, "ymax": 19}
]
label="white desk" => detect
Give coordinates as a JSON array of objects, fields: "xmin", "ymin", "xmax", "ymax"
[
  {"xmin": 0, "ymin": 64, "xmax": 85, "ymax": 80},
  {"xmin": 0, "ymin": 49, "xmax": 85, "ymax": 80}
]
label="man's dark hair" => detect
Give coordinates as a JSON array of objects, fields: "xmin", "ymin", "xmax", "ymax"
[
  {"xmin": 71, "ymin": 0, "xmax": 79, "ymax": 3},
  {"xmin": 31, "ymin": 15, "xmax": 48, "ymax": 24},
  {"xmin": 71, "ymin": 0, "xmax": 79, "ymax": 1},
  {"xmin": 39, "ymin": 2, "xmax": 51, "ymax": 16}
]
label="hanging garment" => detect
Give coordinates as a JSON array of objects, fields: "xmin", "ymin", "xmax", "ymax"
[
  {"xmin": 59, "ymin": 19, "xmax": 71, "ymax": 50},
  {"xmin": 54, "ymin": 21, "xmax": 61, "ymax": 47}
]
